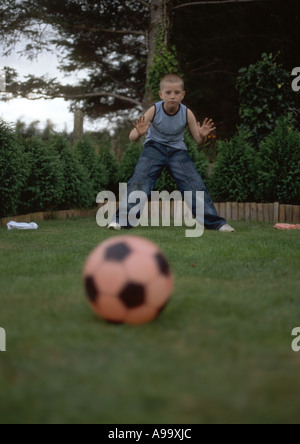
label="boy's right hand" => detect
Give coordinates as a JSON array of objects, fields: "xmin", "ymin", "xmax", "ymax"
[{"xmin": 133, "ymin": 116, "xmax": 151, "ymax": 138}]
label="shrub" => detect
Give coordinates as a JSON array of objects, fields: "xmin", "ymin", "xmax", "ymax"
[
  {"xmin": 74, "ymin": 136, "xmax": 108, "ymax": 198},
  {"xmin": 256, "ymin": 115, "xmax": 300, "ymax": 204},
  {"xmin": 98, "ymin": 144, "xmax": 119, "ymax": 194},
  {"xmin": 50, "ymin": 135, "xmax": 94, "ymax": 208},
  {"xmin": 209, "ymin": 131, "xmax": 256, "ymax": 202},
  {"xmin": 0, "ymin": 119, "xmax": 27, "ymax": 217},
  {"xmin": 20, "ymin": 137, "xmax": 64, "ymax": 213},
  {"xmin": 237, "ymin": 53, "xmax": 299, "ymax": 146}
]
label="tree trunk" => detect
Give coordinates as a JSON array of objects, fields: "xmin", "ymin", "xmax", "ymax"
[
  {"xmin": 145, "ymin": 0, "xmax": 173, "ymax": 107},
  {"xmin": 73, "ymin": 108, "xmax": 84, "ymax": 144},
  {"xmin": 0, "ymin": 69, "xmax": 6, "ymax": 92}
]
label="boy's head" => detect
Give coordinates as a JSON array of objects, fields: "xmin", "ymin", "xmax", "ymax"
[
  {"xmin": 160, "ymin": 73, "xmax": 185, "ymax": 91},
  {"xmin": 159, "ymin": 73, "xmax": 186, "ymax": 112}
]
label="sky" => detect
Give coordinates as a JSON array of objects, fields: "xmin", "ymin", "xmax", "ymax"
[{"xmin": 0, "ymin": 42, "xmax": 107, "ymax": 134}]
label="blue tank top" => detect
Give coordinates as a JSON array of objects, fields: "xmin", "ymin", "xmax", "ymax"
[{"xmin": 145, "ymin": 101, "xmax": 188, "ymax": 150}]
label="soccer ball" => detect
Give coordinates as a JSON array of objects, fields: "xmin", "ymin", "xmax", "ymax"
[{"xmin": 83, "ymin": 236, "xmax": 173, "ymax": 325}]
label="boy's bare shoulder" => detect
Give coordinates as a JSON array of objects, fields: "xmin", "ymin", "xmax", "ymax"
[
  {"xmin": 187, "ymin": 108, "xmax": 197, "ymax": 123},
  {"xmin": 144, "ymin": 105, "xmax": 155, "ymax": 120},
  {"xmin": 187, "ymin": 108, "xmax": 196, "ymax": 120}
]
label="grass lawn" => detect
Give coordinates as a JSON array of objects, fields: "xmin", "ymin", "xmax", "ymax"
[{"xmin": 0, "ymin": 217, "xmax": 300, "ymax": 424}]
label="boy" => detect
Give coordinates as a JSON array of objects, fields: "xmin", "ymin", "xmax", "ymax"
[{"xmin": 109, "ymin": 73, "xmax": 234, "ymax": 232}]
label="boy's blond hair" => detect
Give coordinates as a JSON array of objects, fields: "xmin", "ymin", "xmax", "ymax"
[{"xmin": 160, "ymin": 73, "xmax": 185, "ymax": 91}]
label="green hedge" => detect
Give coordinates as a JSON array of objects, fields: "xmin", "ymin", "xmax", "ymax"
[
  {"xmin": 50, "ymin": 135, "xmax": 94, "ymax": 209},
  {"xmin": 209, "ymin": 131, "xmax": 256, "ymax": 202},
  {"xmin": 1, "ymin": 112, "xmax": 299, "ymax": 219},
  {"xmin": 74, "ymin": 136, "xmax": 108, "ymax": 198},
  {"xmin": 0, "ymin": 120, "xmax": 27, "ymax": 218},
  {"xmin": 256, "ymin": 115, "xmax": 300, "ymax": 204},
  {"xmin": 237, "ymin": 53, "xmax": 299, "ymax": 147},
  {"xmin": 19, "ymin": 136, "xmax": 64, "ymax": 213},
  {"xmin": 0, "ymin": 126, "xmax": 113, "ymax": 218},
  {"xmin": 209, "ymin": 115, "xmax": 300, "ymax": 205}
]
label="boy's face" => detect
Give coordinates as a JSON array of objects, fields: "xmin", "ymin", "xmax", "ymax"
[{"xmin": 159, "ymin": 82, "xmax": 186, "ymax": 113}]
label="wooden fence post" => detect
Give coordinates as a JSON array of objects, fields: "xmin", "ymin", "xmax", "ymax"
[
  {"xmin": 286, "ymin": 205, "xmax": 293, "ymax": 223},
  {"xmin": 220, "ymin": 203, "xmax": 226, "ymax": 218},
  {"xmin": 268, "ymin": 204, "xmax": 274, "ymax": 222},
  {"xmin": 279, "ymin": 205, "xmax": 286, "ymax": 222},
  {"xmin": 263, "ymin": 204, "xmax": 269, "ymax": 222},
  {"xmin": 257, "ymin": 203, "xmax": 264, "ymax": 222},
  {"xmin": 293, "ymin": 206, "xmax": 300, "ymax": 223},
  {"xmin": 245, "ymin": 203, "xmax": 251, "ymax": 222},
  {"xmin": 238, "ymin": 203, "xmax": 245, "ymax": 220},
  {"xmin": 251, "ymin": 203, "xmax": 258, "ymax": 222},
  {"xmin": 232, "ymin": 202, "xmax": 239, "ymax": 220},
  {"xmin": 226, "ymin": 202, "xmax": 232, "ymax": 220},
  {"xmin": 273, "ymin": 202, "xmax": 279, "ymax": 222}
]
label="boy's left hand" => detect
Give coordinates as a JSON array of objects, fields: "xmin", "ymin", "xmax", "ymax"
[{"xmin": 198, "ymin": 118, "xmax": 216, "ymax": 139}]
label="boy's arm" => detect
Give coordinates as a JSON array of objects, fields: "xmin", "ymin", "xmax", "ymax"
[
  {"xmin": 187, "ymin": 109, "xmax": 216, "ymax": 146},
  {"xmin": 129, "ymin": 106, "xmax": 155, "ymax": 142}
]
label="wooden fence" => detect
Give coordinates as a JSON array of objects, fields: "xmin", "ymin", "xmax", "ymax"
[
  {"xmin": 214, "ymin": 202, "xmax": 300, "ymax": 223},
  {"xmin": 1, "ymin": 202, "xmax": 299, "ymax": 227},
  {"xmin": 0, "ymin": 209, "xmax": 97, "ymax": 227}
]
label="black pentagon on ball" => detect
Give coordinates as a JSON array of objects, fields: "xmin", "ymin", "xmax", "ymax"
[
  {"xmin": 85, "ymin": 276, "xmax": 98, "ymax": 303},
  {"xmin": 104, "ymin": 242, "xmax": 132, "ymax": 262},
  {"xmin": 154, "ymin": 252, "xmax": 171, "ymax": 276},
  {"xmin": 120, "ymin": 283, "xmax": 146, "ymax": 308}
]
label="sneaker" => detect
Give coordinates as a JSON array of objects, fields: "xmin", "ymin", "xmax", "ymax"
[
  {"xmin": 218, "ymin": 223, "xmax": 235, "ymax": 232},
  {"xmin": 108, "ymin": 222, "xmax": 122, "ymax": 231}
]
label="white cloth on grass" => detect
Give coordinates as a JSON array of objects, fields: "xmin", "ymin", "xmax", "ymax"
[{"xmin": 7, "ymin": 221, "xmax": 38, "ymax": 230}]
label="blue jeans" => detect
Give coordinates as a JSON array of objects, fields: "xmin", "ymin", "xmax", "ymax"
[{"xmin": 115, "ymin": 141, "xmax": 226, "ymax": 230}]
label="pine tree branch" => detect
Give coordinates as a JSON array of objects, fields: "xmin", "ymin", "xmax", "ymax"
[
  {"xmin": 3, "ymin": 73, "xmax": 144, "ymax": 108},
  {"xmin": 101, "ymin": 28, "xmax": 146, "ymax": 36},
  {"xmin": 62, "ymin": 91, "xmax": 143, "ymax": 108},
  {"xmin": 72, "ymin": 23, "xmax": 146, "ymax": 36},
  {"xmin": 22, "ymin": 91, "xmax": 143, "ymax": 107},
  {"xmin": 173, "ymin": 0, "xmax": 270, "ymax": 9},
  {"xmin": 136, "ymin": 0, "xmax": 150, "ymax": 8}
]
